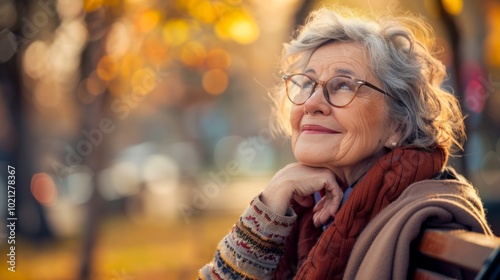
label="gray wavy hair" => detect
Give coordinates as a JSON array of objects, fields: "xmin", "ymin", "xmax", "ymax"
[{"xmin": 272, "ymin": 7, "xmax": 465, "ymax": 155}]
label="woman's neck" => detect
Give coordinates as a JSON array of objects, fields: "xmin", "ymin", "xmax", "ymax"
[{"xmin": 330, "ymin": 149, "xmax": 389, "ymax": 189}]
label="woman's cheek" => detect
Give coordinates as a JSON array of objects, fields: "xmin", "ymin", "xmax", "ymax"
[
  {"xmin": 290, "ymin": 106, "xmax": 302, "ymax": 129},
  {"xmin": 290, "ymin": 106, "xmax": 302, "ymax": 149}
]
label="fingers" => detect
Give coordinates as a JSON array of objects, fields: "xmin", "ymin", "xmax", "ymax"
[
  {"xmin": 312, "ymin": 185, "xmax": 344, "ymax": 228},
  {"xmin": 328, "ymin": 186, "xmax": 343, "ymax": 216},
  {"xmin": 264, "ymin": 163, "xmax": 340, "ymax": 221},
  {"xmin": 313, "ymin": 207, "xmax": 332, "ymax": 227},
  {"xmin": 312, "ymin": 200, "xmax": 336, "ymax": 227}
]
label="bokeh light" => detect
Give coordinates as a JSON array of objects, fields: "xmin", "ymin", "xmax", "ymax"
[
  {"xmin": 181, "ymin": 41, "xmax": 206, "ymax": 68},
  {"xmin": 119, "ymin": 53, "xmax": 144, "ymax": 80},
  {"xmin": 106, "ymin": 22, "xmax": 132, "ymax": 58},
  {"xmin": 143, "ymin": 155, "xmax": 179, "ymax": 186},
  {"xmin": 131, "ymin": 67, "xmax": 158, "ymax": 94},
  {"xmin": 163, "ymin": 19, "xmax": 191, "ymax": 46},
  {"xmin": 143, "ymin": 33, "xmax": 169, "ymax": 64},
  {"xmin": 441, "ymin": 0, "xmax": 463, "ymax": 15},
  {"xmin": 202, "ymin": 69, "xmax": 228, "ymax": 95},
  {"xmin": 31, "ymin": 173, "xmax": 58, "ymax": 206},
  {"xmin": 66, "ymin": 167, "xmax": 94, "ymax": 204},
  {"xmin": 189, "ymin": 0, "xmax": 218, "ymax": 24},
  {"xmin": 110, "ymin": 161, "xmax": 141, "ymax": 197},
  {"xmin": 23, "ymin": 40, "xmax": 49, "ymax": 80},
  {"xmin": 96, "ymin": 55, "xmax": 119, "ymax": 81},
  {"xmin": 85, "ymin": 71, "xmax": 107, "ymax": 96},
  {"xmin": 485, "ymin": 2, "xmax": 500, "ymax": 67},
  {"xmin": 215, "ymin": 10, "xmax": 259, "ymax": 44},
  {"xmin": 206, "ymin": 48, "xmax": 232, "ymax": 69},
  {"xmin": 134, "ymin": 9, "xmax": 162, "ymax": 33}
]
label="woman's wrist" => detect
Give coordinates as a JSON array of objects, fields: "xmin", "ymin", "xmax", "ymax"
[{"xmin": 261, "ymin": 183, "xmax": 293, "ymax": 215}]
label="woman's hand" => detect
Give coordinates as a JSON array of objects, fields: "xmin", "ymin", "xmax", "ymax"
[{"xmin": 261, "ymin": 163, "xmax": 344, "ymax": 227}]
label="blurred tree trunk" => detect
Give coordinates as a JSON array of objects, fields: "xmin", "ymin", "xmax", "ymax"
[
  {"xmin": 79, "ymin": 8, "xmax": 116, "ymax": 280},
  {"xmin": 0, "ymin": 0, "xmax": 53, "ymax": 241},
  {"xmin": 78, "ymin": 86, "xmax": 109, "ymax": 280}
]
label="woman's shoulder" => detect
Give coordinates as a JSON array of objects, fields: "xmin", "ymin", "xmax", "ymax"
[
  {"xmin": 395, "ymin": 167, "xmax": 490, "ymax": 233},
  {"xmin": 431, "ymin": 166, "xmax": 467, "ymax": 182},
  {"xmin": 405, "ymin": 166, "xmax": 476, "ymax": 198}
]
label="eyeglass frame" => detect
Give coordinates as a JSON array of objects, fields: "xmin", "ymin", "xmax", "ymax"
[{"xmin": 282, "ymin": 73, "xmax": 401, "ymax": 108}]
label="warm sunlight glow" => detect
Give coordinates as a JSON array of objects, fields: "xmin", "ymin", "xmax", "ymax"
[{"xmin": 215, "ymin": 10, "xmax": 259, "ymax": 44}]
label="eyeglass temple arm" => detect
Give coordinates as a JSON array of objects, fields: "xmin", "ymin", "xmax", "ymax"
[{"xmin": 363, "ymin": 82, "xmax": 401, "ymax": 103}]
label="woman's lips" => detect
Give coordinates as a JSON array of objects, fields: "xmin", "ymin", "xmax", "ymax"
[{"xmin": 300, "ymin": 124, "xmax": 340, "ymax": 134}]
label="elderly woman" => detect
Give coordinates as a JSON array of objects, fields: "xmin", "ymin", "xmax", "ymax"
[{"xmin": 199, "ymin": 7, "xmax": 493, "ymax": 280}]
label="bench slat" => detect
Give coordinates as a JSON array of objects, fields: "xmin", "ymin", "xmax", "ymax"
[{"xmin": 418, "ymin": 230, "xmax": 500, "ymax": 272}]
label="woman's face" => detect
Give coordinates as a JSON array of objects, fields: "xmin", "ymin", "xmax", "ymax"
[{"xmin": 290, "ymin": 42, "xmax": 397, "ymax": 182}]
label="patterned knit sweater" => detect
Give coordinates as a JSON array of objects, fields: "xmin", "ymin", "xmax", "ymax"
[{"xmin": 198, "ymin": 195, "xmax": 296, "ymax": 279}]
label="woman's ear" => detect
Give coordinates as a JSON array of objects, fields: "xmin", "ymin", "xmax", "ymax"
[{"xmin": 384, "ymin": 129, "xmax": 403, "ymax": 149}]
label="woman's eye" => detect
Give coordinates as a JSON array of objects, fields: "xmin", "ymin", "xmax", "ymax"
[
  {"xmin": 290, "ymin": 77, "xmax": 313, "ymax": 90},
  {"xmin": 337, "ymin": 82, "xmax": 351, "ymax": 90},
  {"xmin": 301, "ymin": 80, "xmax": 313, "ymax": 89},
  {"xmin": 330, "ymin": 80, "xmax": 354, "ymax": 92}
]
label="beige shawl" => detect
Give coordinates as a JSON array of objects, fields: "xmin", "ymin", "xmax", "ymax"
[{"xmin": 344, "ymin": 178, "xmax": 493, "ymax": 279}]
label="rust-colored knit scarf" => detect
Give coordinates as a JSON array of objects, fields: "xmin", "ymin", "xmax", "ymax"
[{"xmin": 274, "ymin": 146, "xmax": 447, "ymax": 279}]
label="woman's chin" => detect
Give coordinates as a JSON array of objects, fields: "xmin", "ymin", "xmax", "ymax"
[{"xmin": 293, "ymin": 153, "xmax": 330, "ymax": 168}]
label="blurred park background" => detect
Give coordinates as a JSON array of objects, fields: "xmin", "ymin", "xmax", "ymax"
[{"xmin": 0, "ymin": 0, "xmax": 499, "ymax": 279}]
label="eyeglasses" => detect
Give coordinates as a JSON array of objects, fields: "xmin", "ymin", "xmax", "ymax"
[{"xmin": 282, "ymin": 73, "xmax": 399, "ymax": 107}]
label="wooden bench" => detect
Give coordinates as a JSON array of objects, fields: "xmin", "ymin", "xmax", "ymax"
[{"xmin": 415, "ymin": 230, "xmax": 500, "ymax": 280}]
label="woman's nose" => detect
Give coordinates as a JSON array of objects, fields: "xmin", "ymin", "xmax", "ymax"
[{"xmin": 303, "ymin": 86, "xmax": 331, "ymax": 115}]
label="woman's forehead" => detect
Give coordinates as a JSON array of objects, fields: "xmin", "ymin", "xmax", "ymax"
[{"xmin": 305, "ymin": 42, "xmax": 373, "ymax": 79}]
